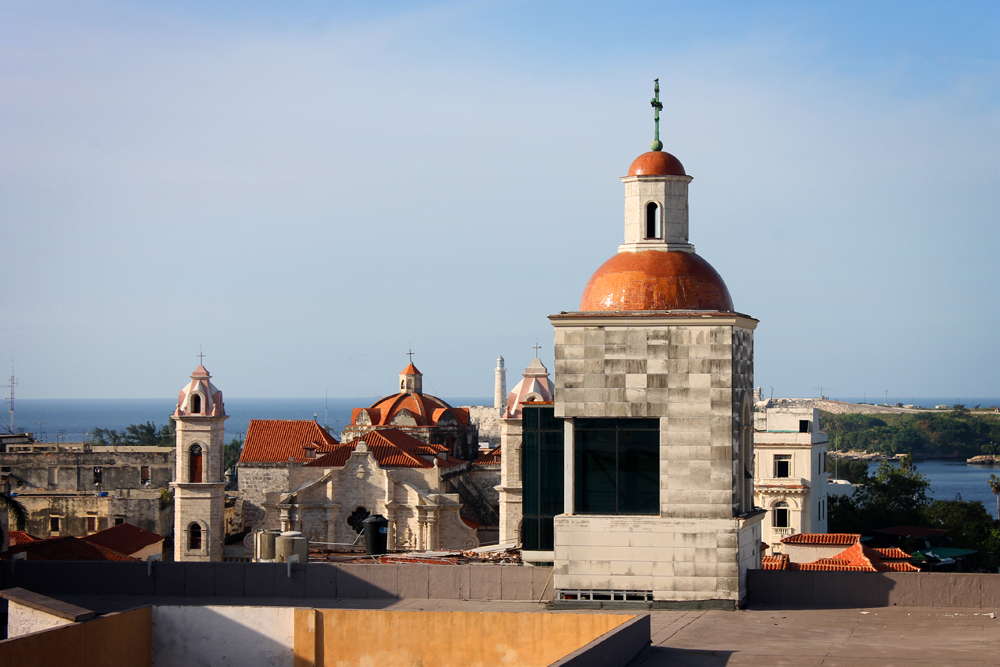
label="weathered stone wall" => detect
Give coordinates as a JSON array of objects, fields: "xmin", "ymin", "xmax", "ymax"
[
  {"xmin": 238, "ymin": 465, "xmax": 291, "ymax": 531},
  {"xmin": 0, "ymin": 447, "xmax": 174, "ymax": 493},
  {"xmin": 466, "ymin": 466, "xmax": 500, "ymax": 514},
  {"xmin": 498, "ymin": 418, "xmax": 523, "ymax": 545},
  {"xmin": 466, "ymin": 406, "xmax": 503, "ymax": 445},
  {"xmin": 551, "ymin": 315, "xmax": 759, "ymax": 603},
  {"xmin": 19, "ymin": 492, "xmax": 172, "ymax": 538}
]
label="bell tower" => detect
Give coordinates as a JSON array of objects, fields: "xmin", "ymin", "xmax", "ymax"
[{"xmin": 171, "ymin": 361, "xmax": 228, "ymax": 562}]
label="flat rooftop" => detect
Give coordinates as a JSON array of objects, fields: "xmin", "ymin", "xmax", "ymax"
[{"xmin": 25, "ymin": 594, "xmax": 1000, "ymax": 667}]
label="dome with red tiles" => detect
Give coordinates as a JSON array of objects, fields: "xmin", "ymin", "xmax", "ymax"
[
  {"xmin": 627, "ymin": 150, "xmax": 686, "ymax": 177},
  {"xmin": 579, "ymin": 250, "xmax": 734, "ymax": 312}
]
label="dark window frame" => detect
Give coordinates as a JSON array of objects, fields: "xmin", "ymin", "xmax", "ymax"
[
  {"xmin": 520, "ymin": 405, "xmax": 564, "ymax": 552},
  {"xmin": 574, "ymin": 418, "xmax": 659, "ymax": 516}
]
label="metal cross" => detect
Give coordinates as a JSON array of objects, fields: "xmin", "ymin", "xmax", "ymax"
[
  {"xmin": 197, "ymin": 348, "xmax": 206, "ymax": 364},
  {"xmin": 532, "ymin": 341, "xmax": 542, "ymax": 357},
  {"xmin": 650, "ymin": 78, "xmax": 663, "ymax": 152},
  {"xmin": 406, "ymin": 348, "xmax": 415, "ymax": 363}
]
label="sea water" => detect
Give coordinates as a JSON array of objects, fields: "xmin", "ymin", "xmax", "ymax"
[{"xmin": 8, "ymin": 397, "xmax": 492, "ymax": 443}]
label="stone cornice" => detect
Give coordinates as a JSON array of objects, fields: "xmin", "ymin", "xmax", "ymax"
[{"xmin": 549, "ymin": 311, "xmax": 759, "ymax": 330}]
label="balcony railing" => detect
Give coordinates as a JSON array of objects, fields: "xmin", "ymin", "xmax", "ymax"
[{"xmin": 773, "ymin": 527, "xmax": 794, "ymax": 538}]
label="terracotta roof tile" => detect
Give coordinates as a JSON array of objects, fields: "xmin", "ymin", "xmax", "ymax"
[
  {"xmin": 239, "ymin": 420, "xmax": 340, "ymax": 464},
  {"xmin": 81, "ymin": 522, "xmax": 164, "ymax": 556},
  {"xmin": 762, "ymin": 554, "xmax": 789, "ymax": 570},
  {"xmin": 401, "ymin": 363, "xmax": 421, "ymax": 376},
  {"xmin": 873, "ymin": 547, "xmax": 913, "ymax": 561},
  {"xmin": 473, "ymin": 448, "xmax": 501, "ymax": 465},
  {"xmin": 781, "ymin": 534, "xmax": 921, "ymax": 573},
  {"xmin": 781, "ymin": 533, "xmax": 860, "ymax": 546},
  {"xmin": 2, "ymin": 536, "xmax": 136, "ymax": 561},
  {"xmin": 306, "ymin": 429, "xmax": 461, "ymax": 469},
  {"xmin": 356, "ymin": 393, "xmax": 469, "ymax": 427},
  {"xmin": 7, "ymin": 530, "xmax": 40, "ymax": 546}
]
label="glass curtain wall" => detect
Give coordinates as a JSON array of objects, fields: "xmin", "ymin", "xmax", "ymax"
[
  {"xmin": 575, "ymin": 418, "xmax": 659, "ymax": 514},
  {"xmin": 521, "ymin": 405, "xmax": 564, "ymax": 551}
]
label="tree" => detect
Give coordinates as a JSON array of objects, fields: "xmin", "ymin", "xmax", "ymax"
[
  {"xmin": 2, "ymin": 492, "xmax": 27, "ymax": 531},
  {"xmin": 88, "ymin": 421, "xmax": 175, "ymax": 447},
  {"xmin": 990, "ymin": 474, "xmax": 1000, "ymax": 520},
  {"xmin": 223, "ymin": 438, "xmax": 243, "ymax": 490},
  {"xmin": 829, "ymin": 461, "xmax": 931, "ymax": 533},
  {"xmin": 826, "ymin": 455, "xmax": 869, "ymax": 484}
]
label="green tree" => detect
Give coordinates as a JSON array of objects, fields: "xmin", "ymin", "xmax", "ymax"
[
  {"xmin": 826, "ymin": 455, "xmax": 869, "ymax": 484},
  {"xmin": 88, "ymin": 421, "xmax": 175, "ymax": 447},
  {"xmin": 829, "ymin": 461, "xmax": 931, "ymax": 533},
  {"xmin": 990, "ymin": 474, "xmax": 1000, "ymax": 520},
  {"xmin": 924, "ymin": 499, "xmax": 1000, "ymax": 555}
]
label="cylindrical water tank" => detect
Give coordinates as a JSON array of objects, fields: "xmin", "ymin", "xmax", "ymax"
[
  {"xmin": 275, "ymin": 530, "xmax": 308, "ymax": 563},
  {"xmin": 363, "ymin": 515, "xmax": 389, "ymax": 556},
  {"xmin": 257, "ymin": 529, "xmax": 280, "ymax": 561}
]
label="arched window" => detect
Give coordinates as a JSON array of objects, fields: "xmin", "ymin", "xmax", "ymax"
[
  {"xmin": 773, "ymin": 502, "xmax": 789, "ymax": 528},
  {"xmin": 192, "ymin": 394, "xmax": 202, "ymax": 414},
  {"xmin": 188, "ymin": 523, "xmax": 202, "ymax": 550},
  {"xmin": 645, "ymin": 202, "xmax": 660, "ymax": 239},
  {"xmin": 189, "ymin": 444, "xmax": 203, "ymax": 483}
]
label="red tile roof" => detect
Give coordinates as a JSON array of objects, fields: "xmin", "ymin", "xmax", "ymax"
[
  {"xmin": 473, "ymin": 448, "xmax": 501, "ymax": 465},
  {"xmin": 239, "ymin": 419, "xmax": 340, "ymax": 464},
  {"xmin": 781, "ymin": 533, "xmax": 860, "ymax": 546},
  {"xmin": 81, "ymin": 522, "xmax": 163, "ymax": 556},
  {"xmin": 352, "ymin": 393, "xmax": 470, "ymax": 428},
  {"xmin": 873, "ymin": 547, "xmax": 913, "ymax": 561},
  {"xmin": 2, "ymin": 536, "xmax": 136, "ymax": 561},
  {"xmin": 307, "ymin": 429, "xmax": 463, "ymax": 469},
  {"xmin": 401, "ymin": 363, "xmax": 421, "ymax": 376},
  {"xmin": 762, "ymin": 554, "xmax": 789, "ymax": 570},
  {"xmin": 775, "ymin": 534, "xmax": 920, "ymax": 572},
  {"xmin": 7, "ymin": 531, "xmax": 40, "ymax": 546}
]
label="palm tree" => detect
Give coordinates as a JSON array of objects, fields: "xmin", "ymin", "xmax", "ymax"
[
  {"xmin": 1, "ymin": 492, "xmax": 27, "ymax": 541},
  {"xmin": 989, "ymin": 474, "xmax": 1000, "ymax": 520}
]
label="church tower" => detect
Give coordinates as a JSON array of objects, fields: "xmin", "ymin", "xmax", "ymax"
[
  {"xmin": 546, "ymin": 81, "xmax": 762, "ymax": 607},
  {"xmin": 171, "ymin": 363, "xmax": 228, "ymax": 562}
]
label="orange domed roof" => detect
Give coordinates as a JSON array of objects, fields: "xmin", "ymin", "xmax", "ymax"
[
  {"xmin": 628, "ymin": 151, "xmax": 686, "ymax": 177},
  {"xmin": 580, "ymin": 251, "xmax": 734, "ymax": 312}
]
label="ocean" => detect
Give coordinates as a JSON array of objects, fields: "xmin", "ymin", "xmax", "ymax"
[
  {"xmin": 7, "ymin": 397, "xmax": 492, "ymax": 444},
  {"xmin": 831, "ymin": 397, "xmax": 1000, "ymax": 409}
]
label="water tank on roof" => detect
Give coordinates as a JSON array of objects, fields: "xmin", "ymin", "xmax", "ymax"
[
  {"xmin": 255, "ymin": 529, "xmax": 281, "ymax": 561},
  {"xmin": 276, "ymin": 530, "xmax": 308, "ymax": 564}
]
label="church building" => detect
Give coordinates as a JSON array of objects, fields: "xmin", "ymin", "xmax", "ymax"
[
  {"xmin": 343, "ymin": 363, "xmax": 479, "ymax": 460},
  {"xmin": 514, "ymin": 83, "xmax": 764, "ymax": 607}
]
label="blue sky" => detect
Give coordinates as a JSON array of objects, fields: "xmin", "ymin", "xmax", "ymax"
[{"xmin": 2, "ymin": 1, "xmax": 999, "ymax": 401}]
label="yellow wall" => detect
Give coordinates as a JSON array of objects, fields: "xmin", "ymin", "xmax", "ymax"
[
  {"xmin": 294, "ymin": 608, "xmax": 632, "ymax": 667},
  {"xmin": 0, "ymin": 607, "xmax": 151, "ymax": 667}
]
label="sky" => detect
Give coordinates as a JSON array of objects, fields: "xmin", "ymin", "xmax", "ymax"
[{"xmin": 2, "ymin": 1, "xmax": 999, "ymax": 402}]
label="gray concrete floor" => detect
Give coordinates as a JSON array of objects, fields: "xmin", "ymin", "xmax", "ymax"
[{"xmin": 49, "ymin": 596, "xmax": 1000, "ymax": 666}]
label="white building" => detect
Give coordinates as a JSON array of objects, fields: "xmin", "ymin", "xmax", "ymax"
[{"xmin": 753, "ymin": 406, "xmax": 829, "ymax": 552}]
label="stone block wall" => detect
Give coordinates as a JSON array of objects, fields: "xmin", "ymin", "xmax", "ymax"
[
  {"xmin": 553, "ymin": 515, "xmax": 740, "ymax": 603},
  {"xmin": 238, "ymin": 465, "xmax": 291, "ymax": 530},
  {"xmin": 498, "ymin": 418, "xmax": 522, "ymax": 544},
  {"xmin": 466, "ymin": 406, "xmax": 503, "ymax": 445}
]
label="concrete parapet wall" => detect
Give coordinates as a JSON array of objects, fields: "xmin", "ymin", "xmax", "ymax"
[
  {"xmin": 0, "ymin": 561, "xmax": 555, "ymax": 602},
  {"xmin": 748, "ymin": 570, "xmax": 1000, "ymax": 608}
]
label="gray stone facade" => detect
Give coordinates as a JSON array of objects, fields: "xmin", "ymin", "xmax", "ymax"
[{"xmin": 548, "ymin": 313, "xmax": 763, "ymax": 606}]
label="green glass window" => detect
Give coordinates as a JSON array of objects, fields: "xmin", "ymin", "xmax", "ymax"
[
  {"xmin": 575, "ymin": 418, "xmax": 659, "ymax": 515},
  {"xmin": 521, "ymin": 405, "xmax": 564, "ymax": 551}
]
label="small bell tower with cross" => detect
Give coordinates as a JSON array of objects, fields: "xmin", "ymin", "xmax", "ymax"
[
  {"xmin": 619, "ymin": 78, "xmax": 695, "ymax": 254},
  {"xmin": 170, "ymin": 351, "xmax": 228, "ymax": 562},
  {"xmin": 399, "ymin": 349, "xmax": 423, "ymax": 394}
]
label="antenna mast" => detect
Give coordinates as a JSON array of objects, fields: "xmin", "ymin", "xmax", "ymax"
[{"xmin": 3, "ymin": 363, "xmax": 15, "ymax": 434}]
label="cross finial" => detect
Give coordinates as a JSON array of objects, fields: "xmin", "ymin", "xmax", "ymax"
[
  {"xmin": 650, "ymin": 78, "xmax": 663, "ymax": 152},
  {"xmin": 406, "ymin": 348, "xmax": 415, "ymax": 363},
  {"xmin": 532, "ymin": 340, "xmax": 542, "ymax": 357},
  {"xmin": 197, "ymin": 347, "xmax": 206, "ymax": 365}
]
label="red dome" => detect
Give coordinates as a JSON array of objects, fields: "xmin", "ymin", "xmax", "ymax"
[
  {"xmin": 580, "ymin": 251, "xmax": 734, "ymax": 312},
  {"xmin": 628, "ymin": 151, "xmax": 686, "ymax": 177}
]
